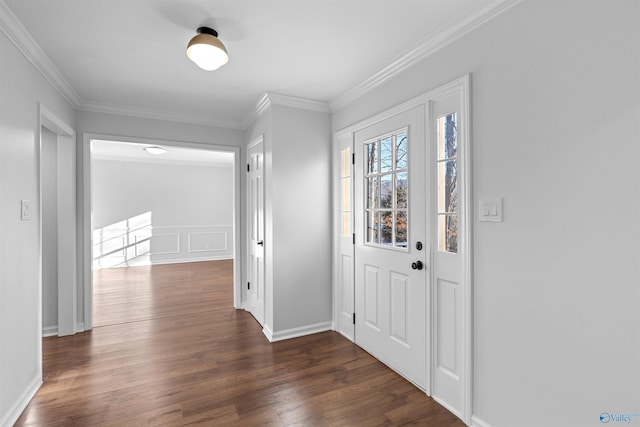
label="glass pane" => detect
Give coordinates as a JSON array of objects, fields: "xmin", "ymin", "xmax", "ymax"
[
  {"xmin": 396, "ymin": 131, "xmax": 408, "ymax": 170},
  {"xmin": 380, "ymin": 137, "xmax": 393, "ymax": 172},
  {"xmin": 380, "ymin": 211, "xmax": 393, "ymax": 245},
  {"xmin": 367, "ymin": 176, "xmax": 379, "ymax": 209},
  {"xmin": 437, "ymin": 160, "xmax": 457, "ymax": 213},
  {"xmin": 366, "ymin": 142, "xmax": 378, "ymax": 175},
  {"xmin": 341, "ymin": 147, "xmax": 350, "ymax": 178},
  {"xmin": 367, "ymin": 211, "xmax": 379, "ymax": 244},
  {"xmin": 396, "ymin": 211, "xmax": 407, "ymax": 247},
  {"xmin": 342, "ymin": 212, "xmax": 351, "ymax": 237},
  {"xmin": 396, "ymin": 171, "xmax": 408, "ymax": 209},
  {"xmin": 380, "ymin": 174, "xmax": 393, "ymax": 208},
  {"xmin": 437, "ymin": 112, "xmax": 457, "ymax": 160},
  {"xmin": 438, "ymin": 214, "xmax": 458, "ymax": 253},
  {"xmin": 342, "ymin": 177, "xmax": 351, "ymax": 211}
]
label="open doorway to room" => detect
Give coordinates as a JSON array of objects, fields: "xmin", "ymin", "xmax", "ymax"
[{"xmin": 88, "ymin": 139, "xmax": 239, "ymax": 328}]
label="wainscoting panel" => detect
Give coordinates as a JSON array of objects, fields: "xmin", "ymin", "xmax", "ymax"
[
  {"xmin": 93, "ymin": 224, "xmax": 233, "ymax": 268},
  {"xmin": 188, "ymin": 231, "xmax": 228, "ymax": 253}
]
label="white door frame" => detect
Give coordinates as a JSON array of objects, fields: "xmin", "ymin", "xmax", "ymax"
[
  {"xmin": 332, "ymin": 75, "xmax": 472, "ymax": 423},
  {"xmin": 38, "ymin": 104, "xmax": 77, "ymax": 338},
  {"xmin": 80, "ymin": 133, "xmax": 242, "ymax": 330}
]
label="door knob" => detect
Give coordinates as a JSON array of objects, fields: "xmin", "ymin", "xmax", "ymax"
[
  {"xmin": 411, "ymin": 261, "xmax": 423, "ymax": 270},
  {"xmin": 257, "ymin": 240, "xmax": 264, "ymax": 246}
]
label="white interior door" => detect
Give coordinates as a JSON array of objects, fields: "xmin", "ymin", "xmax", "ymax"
[
  {"xmin": 354, "ymin": 105, "xmax": 427, "ymax": 388},
  {"xmin": 246, "ymin": 138, "xmax": 265, "ymax": 325}
]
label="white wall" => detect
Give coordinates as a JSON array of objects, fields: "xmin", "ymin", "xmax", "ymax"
[
  {"xmin": 244, "ymin": 103, "xmax": 333, "ymax": 338},
  {"xmin": 76, "ymin": 111, "xmax": 244, "ymax": 148},
  {"xmin": 0, "ymin": 29, "xmax": 76, "ymax": 426},
  {"xmin": 270, "ymin": 105, "xmax": 332, "ymax": 334},
  {"xmin": 41, "ymin": 127, "xmax": 58, "ymax": 333},
  {"xmin": 92, "ymin": 159, "xmax": 234, "ymax": 266},
  {"xmin": 333, "ymin": 1, "xmax": 640, "ymax": 426}
]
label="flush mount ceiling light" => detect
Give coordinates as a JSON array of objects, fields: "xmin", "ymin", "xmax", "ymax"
[
  {"xmin": 186, "ymin": 26, "xmax": 229, "ymax": 71},
  {"xmin": 144, "ymin": 146, "xmax": 168, "ymax": 155}
]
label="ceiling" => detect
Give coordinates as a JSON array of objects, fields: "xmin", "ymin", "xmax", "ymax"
[
  {"xmin": 2, "ymin": 0, "xmax": 513, "ymax": 129},
  {"xmin": 92, "ymin": 139, "xmax": 235, "ymax": 166}
]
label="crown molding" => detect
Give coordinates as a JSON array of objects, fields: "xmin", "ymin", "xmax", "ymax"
[
  {"xmin": 79, "ymin": 101, "xmax": 244, "ymax": 130},
  {"xmin": 0, "ymin": 0, "xmax": 81, "ymax": 107},
  {"xmin": 242, "ymin": 92, "xmax": 330, "ymax": 129},
  {"xmin": 329, "ymin": 0, "xmax": 524, "ymax": 111},
  {"xmin": 240, "ymin": 93, "xmax": 269, "ymax": 129},
  {"xmin": 266, "ymin": 92, "xmax": 330, "ymax": 113}
]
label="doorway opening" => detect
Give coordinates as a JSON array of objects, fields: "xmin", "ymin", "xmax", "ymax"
[
  {"xmin": 82, "ymin": 136, "xmax": 241, "ymax": 330},
  {"xmin": 39, "ymin": 105, "xmax": 77, "ymax": 339}
]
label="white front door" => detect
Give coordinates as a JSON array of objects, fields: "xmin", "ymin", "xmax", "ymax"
[
  {"xmin": 246, "ymin": 137, "xmax": 265, "ymax": 325},
  {"xmin": 354, "ymin": 105, "xmax": 427, "ymax": 388}
]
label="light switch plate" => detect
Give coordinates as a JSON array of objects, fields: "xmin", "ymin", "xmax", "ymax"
[
  {"xmin": 479, "ymin": 198, "xmax": 503, "ymax": 222},
  {"xmin": 21, "ymin": 200, "xmax": 32, "ymax": 221}
]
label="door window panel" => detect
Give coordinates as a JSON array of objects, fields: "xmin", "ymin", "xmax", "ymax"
[
  {"xmin": 381, "ymin": 137, "xmax": 393, "ymax": 172},
  {"xmin": 437, "ymin": 113, "xmax": 458, "ymax": 253},
  {"xmin": 395, "ymin": 211, "xmax": 408, "ymax": 245},
  {"xmin": 396, "ymin": 132, "xmax": 408, "ymax": 169},
  {"xmin": 367, "ymin": 176, "xmax": 379, "ymax": 209},
  {"xmin": 396, "ymin": 171, "xmax": 408, "ymax": 209},
  {"xmin": 364, "ymin": 128, "xmax": 409, "ymax": 250},
  {"xmin": 380, "ymin": 174, "xmax": 393, "ymax": 209},
  {"xmin": 367, "ymin": 142, "xmax": 378, "ymax": 175}
]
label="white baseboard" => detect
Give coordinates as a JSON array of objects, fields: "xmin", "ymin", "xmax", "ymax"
[
  {"xmin": 150, "ymin": 255, "xmax": 233, "ymax": 265},
  {"xmin": 263, "ymin": 321, "xmax": 333, "ymax": 342},
  {"xmin": 0, "ymin": 375, "xmax": 41, "ymax": 427},
  {"xmin": 42, "ymin": 325, "xmax": 57, "ymax": 337},
  {"xmin": 94, "ymin": 256, "xmax": 233, "ymax": 270},
  {"xmin": 471, "ymin": 415, "xmax": 494, "ymax": 427},
  {"xmin": 43, "ymin": 322, "xmax": 86, "ymax": 337},
  {"xmin": 262, "ymin": 324, "xmax": 274, "ymax": 341}
]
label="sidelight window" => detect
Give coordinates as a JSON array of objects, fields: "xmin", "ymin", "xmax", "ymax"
[{"xmin": 437, "ymin": 113, "xmax": 458, "ymax": 253}]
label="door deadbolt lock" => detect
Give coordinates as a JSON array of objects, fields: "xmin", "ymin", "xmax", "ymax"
[
  {"xmin": 257, "ymin": 240, "xmax": 264, "ymax": 246},
  {"xmin": 416, "ymin": 241, "xmax": 423, "ymax": 251},
  {"xmin": 411, "ymin": 261, "xmax": 423, "ymax": 270}
]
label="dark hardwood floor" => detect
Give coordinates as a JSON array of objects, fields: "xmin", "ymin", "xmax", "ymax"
[{"xmin": 16, "ymin": 260, "xmax": 464, "ymax": 426}]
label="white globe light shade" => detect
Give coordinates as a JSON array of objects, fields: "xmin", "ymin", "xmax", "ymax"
[{"xmin": 186, "ymin": 32, "xmax": 229, "ymax": 71}]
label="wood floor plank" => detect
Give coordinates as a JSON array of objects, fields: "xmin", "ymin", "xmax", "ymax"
[{"xmin": 15, "ymin": 260, "xmax": 464, "ymax": 426}]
